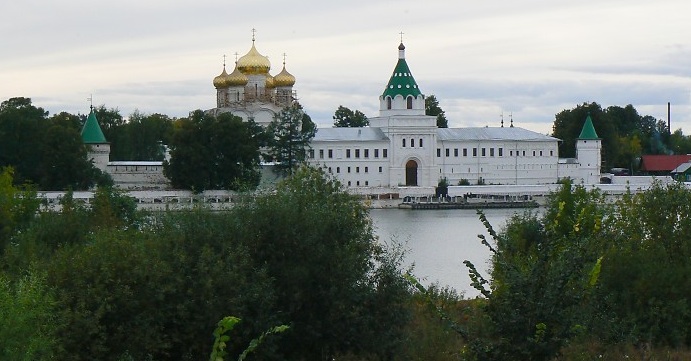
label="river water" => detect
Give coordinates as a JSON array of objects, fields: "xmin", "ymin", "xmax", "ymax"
[{"xmin": 369, "ymin": 208, "xmax": 530, "ymax": 298}]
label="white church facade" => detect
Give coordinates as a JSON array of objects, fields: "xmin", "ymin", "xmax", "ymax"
[
  {"xmin": 82, "ymin": 36, "xmax": 601, "ymax": 191},
  {"xmin": 306, "ymin": 42, "xmax": 601, "ymax": 188}
]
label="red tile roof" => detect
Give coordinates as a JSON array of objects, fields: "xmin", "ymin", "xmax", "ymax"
[{"xmin": 640, "ymin": 155, "xmax": 691, "ymax": 172}]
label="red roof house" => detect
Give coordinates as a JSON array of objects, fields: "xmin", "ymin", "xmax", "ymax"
[{"xmin": 640, "ymin": 155, "xmax": 691, "ymax": 174}]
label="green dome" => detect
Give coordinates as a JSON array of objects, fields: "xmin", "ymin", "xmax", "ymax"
[
  {"xmin": 578, "ymin": 113, "xmax": 599, "ymax": 139},
  {"xmin": 81, "ymin": 109, "xmax": 107, "ymax": 144},
  {"xmin": 382, "ymin": 43, "xmax": 422, "ymax": 99}
]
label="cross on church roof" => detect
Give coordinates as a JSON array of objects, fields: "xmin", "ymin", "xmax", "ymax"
[
  {"xmin": 399, "ymin": 31, "xmax": 404, "ymax": 42},
  {"xmin": 251, "ymin": 28, "xmax": 256, "ymax": 42}
]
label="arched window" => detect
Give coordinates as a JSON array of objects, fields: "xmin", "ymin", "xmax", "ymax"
[
  {"xmin": 419, "ymin": 138, "xmax": 423, "ymax": 147},
  {"xmin": 406, "ymin": 96, "xmax": 413, "ymax": 109},
  {"xmin": 410, "ymin": 138, "xmax": 415, "ymax": 147},
  {"xmin": 402, "ymin": 138, "xmax": 406, "ymax": 147},
  {"xmin": 386, "ymin": 96, "xmax": 392, "ymax": 109}
]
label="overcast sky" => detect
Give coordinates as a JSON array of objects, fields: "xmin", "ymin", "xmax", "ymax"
[{"xmin": 2, "ymin": 0, "xmax": 690, "ymax": 135}]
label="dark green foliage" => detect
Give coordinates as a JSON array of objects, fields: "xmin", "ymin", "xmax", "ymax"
[
  {"xmin": 460, "ymin": 180, "xmax": 691, "ymax": 360},
  {"xmin": 595, "ymin": 182, "xmax": 691, "ymax": 347},
  {"xmin": 464, "ymin": 181, "xmax": 611, "ymax": 361},
  {"xmin": 0, "ymin": 270, "xmax": 57, "ymax": 361},
  {"xmin": 265, "ymin": 104, "xmax": 316, "ymax": 176},
  {"xmin": 0, "ymin": 97, "xmax": 98, "ymax": 190},
  {"xmin": 0, "ymin": 168, "xmax": 41, "ymax": 254},
  {"xmin": 333, "ymin": 105, "xmax": 369, "ymax": 127},
  {"xmin": 101, "ymin": 110, "xmax": 174, "ymax": 161},
  {"xmin": 425, "ymin": 95, "xmax": 448, "ymax": 128},
  {"xmin": 164, "ymin": 110, "xmax": 262, "ymax": 191},
  {"xmin": 229, "ymin": 166, "xmax": 411, "ymax": 360},
  {"xmin": 1, "ymin": 165, "xmax": 410, "ymax": 360}
]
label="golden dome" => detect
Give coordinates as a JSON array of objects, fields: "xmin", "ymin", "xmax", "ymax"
[
  {"xmin": 226, "ymin": 63, "xmax": 249, "ymax": 86},
  {"xmin": 237, "ymin": 42, "xmax": 271, "ymax": 75},
  {"xmin": 213, "ymin": 67, "xmax": 231, "ymax": 89},
  {"xmin": 273, "ymin": 64, "xmax": 296, "ymax": 87},
  {"xmin": 265, "ymin": 74, "xmax": 275, "ymax": 89}
]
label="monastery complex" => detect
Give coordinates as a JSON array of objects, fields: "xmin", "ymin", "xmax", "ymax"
[{"xmin": 80, "ymin": 35, "xmax": 605, "ymax": 194}]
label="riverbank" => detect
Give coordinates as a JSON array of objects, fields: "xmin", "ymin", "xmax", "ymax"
[{"xmin": 36, "ymin": 178, "xmax": 686, "ymax": 211}]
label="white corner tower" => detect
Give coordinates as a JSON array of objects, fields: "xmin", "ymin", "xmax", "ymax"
[
  {"xmin": 576, "ymin": 113, "xmax": 602, "ymax": 184},
  {"xmin": 81, "ymin": 107, "xmax": 110, "ymax": 172}
]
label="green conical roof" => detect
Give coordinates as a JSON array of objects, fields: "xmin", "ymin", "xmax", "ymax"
[
  {"xmin": 578, "ymin": 113, "xmax": 599, "ymax": 139},
  {"xmin": 81, "ymin": 109, "xmax": 107, "ymax": 144},
  {"xmin": 382, "ymin": 43, "xmax": 422, "ymax": 98}
]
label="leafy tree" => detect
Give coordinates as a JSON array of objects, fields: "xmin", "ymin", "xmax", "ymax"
[
  {"xmin": 669, "ymin": 129, "xmax": 691, "ymax": 155},
  {"xmin": 0, "ymin": 97, "xmax": 47, "ymax": 184},
  {"xmin": 425, "ymin": 94, "xmax": 448, "ymax": 128},
  {"xmin": 107, "ymin": 111, "xmax": 174, "ymax": 161},
  {"xmin": 0, "ymin": 270, "xmax": 57, "ymax": 360},
  {"xmin": 164, "ymin": 110, "xmax": 262, "ymax": 191},
  {"xmin": 595, "ymin": 182, "xmax": 691, "ymax": 347},
  {"xmin": 0, "ymin": 98, "xmax": 99, "ymax": 189},
  {"xmin": 265, "ymin": 104, "xmax": 316, "ymax": 176},
  {"xmin": 0, "ymin": 167, "xmax": 41, "ymax": 254},
  {"xmin": 229, "ymin": 166, "xmax": 411, "ymax": 360},
  {"xmin": 332, "ymin": 105, "xmax": 369, "ymax": 127},
  {"xmin": 463, "ymin": 181, "xmax": 611, "ymax": 361}
]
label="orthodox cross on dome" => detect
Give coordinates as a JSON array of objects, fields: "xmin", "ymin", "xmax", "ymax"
[
  {"xmin": 500, "ymin": 111, "xmax": 504, "ymax": 128},
  {"xmin": 87, "ymin": 94, "xmax": 93, "ymax": 111},
  {"xmin": 222, "ymin": 54, "xmax": 227, "ymax": 67},
  {"xmin": 234, "ymin": 52, "xmax": 239, "ymax": 62},
  {"xmin": 282, "ymin": 52, "xmax": 287, "ymax": 65},
  {"xmin": 251, "ymin": 28, "xmax": 256, "ymax": 42},
  {"xmin": 510, "ymin": 112, "xmax": 514, "ymax": 127},
  {"xmin": 399, "ymin": 31, "xmax": 404, "ymax": 42}
]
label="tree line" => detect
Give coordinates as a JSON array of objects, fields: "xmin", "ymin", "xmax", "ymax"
[{"xmin": 552, "ymin": 102, "xmax": 691, "ymax": 171}]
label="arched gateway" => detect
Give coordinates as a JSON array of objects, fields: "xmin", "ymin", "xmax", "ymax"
[{"xmin": 405, "ymin": 159, "xmax": 418, "ymax": 186}]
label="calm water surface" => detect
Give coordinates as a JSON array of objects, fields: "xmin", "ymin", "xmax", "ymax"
[{"xmin": 369, "ymin": 208, "xmax": 531, "ymax": 298}]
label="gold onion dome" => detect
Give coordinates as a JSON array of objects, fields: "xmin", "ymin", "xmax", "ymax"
[
  {"xmin": 237, "ymin": 42, "xmax": 271, "ymax": 75},
  {"xmin": 213, "ymin": 67, "xmax": 231, "ymax": 89},
  {"xmin": 265, "ymin": 74, "xmax": 276, "ymax": 88},
  {"xmin": 226, "ymin": 63, "xmax": 249, "ymax": 86},
  {"xmin": 273, "ymin": 64, "xmax": 296, "ymax": 87}
]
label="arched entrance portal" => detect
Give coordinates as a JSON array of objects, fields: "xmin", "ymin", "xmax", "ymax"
[{"xmin": 405, "ymin": 159, "xmax": 418, "ymax": 186}]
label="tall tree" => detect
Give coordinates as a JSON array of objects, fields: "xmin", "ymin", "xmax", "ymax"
[
  {"xmin": 109, "ymin": 111, "xmax": 174, "ymax": 161},
  {"xmin": 425, "ymin": 94, "xmax": 448, "ymax": 128},
  {"xmin": 231, "ymin": 166, "xmax": 411, "ymax": 360},
  {"xmin": 164, "ymin": 110, "xmax": 262, "ymax": 191},
  {"xmin": 265, "ymin": 103, "xmax": 316, "ymax": 176},
  {"xmin": 333, "ymin": 105, "xmax": 369, "ymax": 127},
  {"xmin": 0, "ymin": 98, "xmax": 98, "ymax": 189}
]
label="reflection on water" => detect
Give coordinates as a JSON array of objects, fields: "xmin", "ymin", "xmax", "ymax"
[{"xmin": 369, "ymin": 208, "xmax": 532, "ymax": 298}]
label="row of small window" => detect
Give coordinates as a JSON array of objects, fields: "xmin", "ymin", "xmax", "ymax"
[
  {"xmin": 436, "ymin": 148, "xmax": 554, "ymax": 157},
  {"xmin": 401, "ymin": 138, "xmax": 424, "ymax": 148},
  {"xmin": 327, "ymin": 166, "xmax": 384, "ymax": 174},
  {"xmin": 309, "ymin": 148, "xmax": 389, "ymax": 159}
]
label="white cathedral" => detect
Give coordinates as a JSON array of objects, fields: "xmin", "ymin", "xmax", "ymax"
[{"xmin": 83, "ymin": 35, "xmax": 602, "ymax": 190}]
